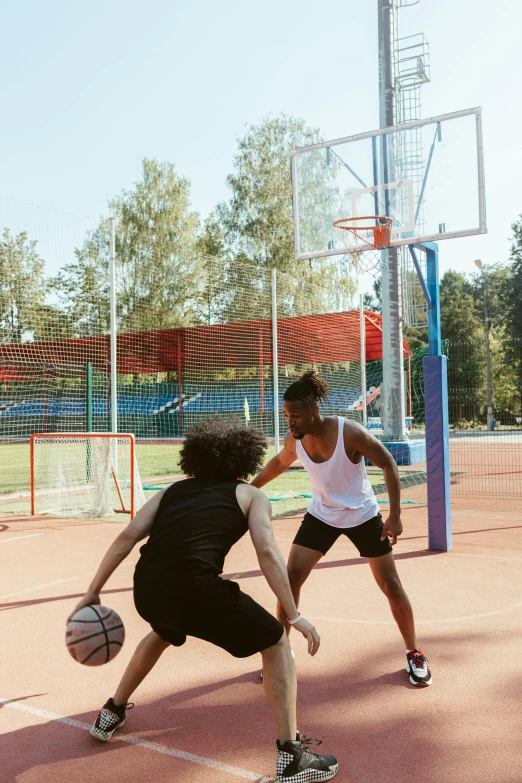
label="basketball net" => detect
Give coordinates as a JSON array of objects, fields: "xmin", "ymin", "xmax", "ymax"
[{"xmin": 333, "ymin": 216, "xmax": 392, "ymax": 275}]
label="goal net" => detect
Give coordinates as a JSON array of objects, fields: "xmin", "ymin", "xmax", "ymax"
[{"xmin": 30, "ymin": 433, "xmax": 146, "ymax": 519}]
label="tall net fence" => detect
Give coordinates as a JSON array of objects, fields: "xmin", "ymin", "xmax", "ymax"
[
  {"xmin": 4, "ymin": 201, "xmax": 519, "ymax": 517},
  {"xmin": 0, "ymin": 200, "xmax": 429, "ymax": 517},
  {"xmin": 446, "ymin": 338, "xmax": 522, "ymax": 498}
]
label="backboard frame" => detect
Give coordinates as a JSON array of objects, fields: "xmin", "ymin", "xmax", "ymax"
[{"xmin": 290, "ymin": 107, "xmax": 486, "ymax": 262}]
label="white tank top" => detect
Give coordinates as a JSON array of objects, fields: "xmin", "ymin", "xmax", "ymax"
[{"xmin": 295, "ymin": 416, "xmax": 379, "ymax": 529}]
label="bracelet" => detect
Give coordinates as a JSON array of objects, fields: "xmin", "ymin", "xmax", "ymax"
[{"xmin": 287, "ymin": 613, "xmax": 302, "ymax": 625}]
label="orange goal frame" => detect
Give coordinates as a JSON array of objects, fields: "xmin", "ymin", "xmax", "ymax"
[{"xmin": 30, "ymin": 432, "xmax": 138, "ymax": 518}]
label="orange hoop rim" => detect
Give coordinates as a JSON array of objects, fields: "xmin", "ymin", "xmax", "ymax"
[
  {"xmin": 333, "ymin": 216, "xmax": 392, "ymax": 252},
  {"xmin": 333, "ymin": 216, "xmax": 392, "ymax": 233}
]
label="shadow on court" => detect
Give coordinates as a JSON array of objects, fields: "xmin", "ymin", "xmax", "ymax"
[
  {"xmin": 1, "ymin": 626, "xmax": 521, "ymax": 783},
  {"xmin": 0, "ymin": 550, "xmax": 443, "ymax": 613},
  {"xmin": 1, "ymin": 498, "xmax": 522, "ymax": 782}
]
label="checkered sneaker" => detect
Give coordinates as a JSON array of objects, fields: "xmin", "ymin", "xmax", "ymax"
[
  {"xmin": 276, "ymin": 737, "xmax": 338, "ymax": 782},
  {"xmin": 90, "ymin": 698, "xmax": 134, "ymax": 741}
]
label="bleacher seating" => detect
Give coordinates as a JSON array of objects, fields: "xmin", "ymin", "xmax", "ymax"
[{"xmin": 0, "ymin": 386, "xmax": 366, "ymax": 419}]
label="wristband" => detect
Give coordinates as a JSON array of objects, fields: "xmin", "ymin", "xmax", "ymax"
[{"xmin": 287, "ymin": 614, "xmax": 302, "ymax": 625}]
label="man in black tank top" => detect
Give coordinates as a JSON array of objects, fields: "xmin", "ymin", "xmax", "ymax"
[{"xmin": 70, "ymin": 417, "xmax": 339, "ymax": 782}]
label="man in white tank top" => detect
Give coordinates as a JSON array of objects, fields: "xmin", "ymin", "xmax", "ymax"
[{"xmin": 252, "ymin": 369, "xmax": 432, "ymax": 687}]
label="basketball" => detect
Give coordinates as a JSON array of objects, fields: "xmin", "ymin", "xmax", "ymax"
[{"xmin": 66, "ymin": 605, "xmax": 125, "ymax": 666}]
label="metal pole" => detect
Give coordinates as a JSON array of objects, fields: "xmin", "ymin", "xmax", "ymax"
[
  {"xmin": 484, "ymin": 274, "xmax": 494, "ymax": 430},
  {"xmin": 359, "ymin": 295, "xmax": 367, "ymax": 427},
  {"xmin": 378, "ymin": 0, "xmax": 406, "ymax": 441},
  {"xmin": 109, "ymin": 218, "xmax": 118, "ymax": 434},
  {"xmin": 271, "ymin": 268, "xmax": 280, "ymax": 453},
  {"xmin": 86, "ymin": 361, "xmax": 93, "ymax": 483},
  {"xmin": 86, "ymin": 362, "xmax": 93, "ymax": 433}
]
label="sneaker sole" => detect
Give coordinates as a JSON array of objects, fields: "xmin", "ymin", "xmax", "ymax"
[
  {"xmin": 276, "ymin": 762, "xmax": 339, "ymax": 782},
  {"xmin": 409, "ymin": 675, "xmax": 432, "ymax": 687},
  {"xmin": 406, "ymin": 664, "xmax": 432, "ymax": 687},
  {"xmin": 90, "ymin": 717, "xmax": 126, "ymax": 742}
]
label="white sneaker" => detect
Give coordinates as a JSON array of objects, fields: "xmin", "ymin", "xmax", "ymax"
[{"xmin": 406, "ymin": 649, "xmax": 432, "ymax": 686}]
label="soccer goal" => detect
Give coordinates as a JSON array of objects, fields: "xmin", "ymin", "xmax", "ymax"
[{"xmin": 30, "ymin": 433, "xmax": 146, "ymax": 519}]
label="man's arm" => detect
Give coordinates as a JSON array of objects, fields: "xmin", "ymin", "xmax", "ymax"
[
  {"xmin": 68, "ymin": 490, "xmax": 166, "ymax": 619},
  {"xmin": 246, "ymin": 488, "xmax": 320, "ymax": 655},
  {"xmin": 251, "ymin": 432, "xmax": 297, "ymax": 489},
  {"xmin": 344, "ymin": 420, "xmax": 403, "ymax": 544}
]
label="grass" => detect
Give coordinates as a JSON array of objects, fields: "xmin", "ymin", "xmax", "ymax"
[{"xmin": 0, "ymin": 441, "xmax": 427, "ymax": 519}]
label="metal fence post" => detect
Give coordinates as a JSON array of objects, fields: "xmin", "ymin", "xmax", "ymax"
[{"xmin": 271, "ymin": 268, "xmax": 280, "ymax": 453}]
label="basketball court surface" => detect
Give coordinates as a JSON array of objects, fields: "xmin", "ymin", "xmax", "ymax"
[{"xmin": 1, "ymin": 494, "xmax": 521, "ymax": 783}]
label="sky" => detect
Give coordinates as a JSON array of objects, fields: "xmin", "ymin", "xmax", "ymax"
[{"xmin": 1, "ymin": 0, "xmax": 521, "ymax": 298}]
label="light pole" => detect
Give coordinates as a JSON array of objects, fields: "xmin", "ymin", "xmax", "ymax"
[{"xmin": 474, "ymin": 259, "xmax": 494, "ymax": 431}]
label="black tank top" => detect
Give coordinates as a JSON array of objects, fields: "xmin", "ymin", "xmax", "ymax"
[{"xmin": 134, "ymin": 478, "xmax": 248, "ymax": 584}]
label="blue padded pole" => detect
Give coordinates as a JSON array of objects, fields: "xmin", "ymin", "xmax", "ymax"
[
  {"xmin": 423, "ymin": 242, "xmax": 452, "ymax": 551},
  {"xmin": 425, "ymin": 241, "xmax": 442, "ymax": 357}
]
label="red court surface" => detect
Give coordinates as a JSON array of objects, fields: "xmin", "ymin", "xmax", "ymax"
[{"xmin": 1, "ymin": 498, "xmax": 522, "ymax": 783}]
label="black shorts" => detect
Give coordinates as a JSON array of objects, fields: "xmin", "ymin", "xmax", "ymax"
[
  {"xmin": 293, "ymin": 512, "xmax": 392, "ymax": 558},
  {"xmin": 133, "ymin": 577, "xmax": 284, "ymax": 658}
]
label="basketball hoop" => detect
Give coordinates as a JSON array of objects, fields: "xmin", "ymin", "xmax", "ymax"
[{"xmin": 333, "ymin": 216, "xmax": 392, "ymax": 274}]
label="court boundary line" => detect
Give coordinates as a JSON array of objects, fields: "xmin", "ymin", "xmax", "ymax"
[
  {"xmin": 0, "ymin": 533, "xmax": 42, "ymax": 544},
  {"xmin": 0, "ymin": 560, "xmax": 136, "ymax": 601},
  {"xmin": 311, "ymin": 596, "xmax": 522, "ymax": 626},
  {"xmin": 0, "ymin": 697, "xmax": 272, "ymax": 782}
]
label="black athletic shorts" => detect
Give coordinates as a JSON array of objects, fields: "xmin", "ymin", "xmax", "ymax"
[
  {"xmin": 293, "ymin": 512, "xmax": 393, "ymax": 558},
  {"xmin": 133, "ymin": 577, "xmax": 284, "ymax": 658}
]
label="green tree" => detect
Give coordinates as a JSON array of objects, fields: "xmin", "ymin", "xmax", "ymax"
[
  {"xmin": 54, "ymin": 159, "xmax": 205, "ymax": 336},
  {"xmin": 363, "ymin": 278, "xmax": 381, "ymax": 313},
  {"xmin": 204, "ymin": 114, "xmax": 355, "ymax": 317},
  {"xmin": 0, "ymin": 229, "xmax": 48, "ymax": 342},
  {"xmin": 505, "ymin": 216, "xmax": 522, "ymax": 340},
  {"xmin": 52, "ymin": 225, "xmax": 110, "ymax": 337},
  {"xmin": 469, "ymin": 258, "xmax": 521, "ymax": 424},
  {"xmin": 440, "ymin": 270, "xmax": 485, "ymax": 423}
]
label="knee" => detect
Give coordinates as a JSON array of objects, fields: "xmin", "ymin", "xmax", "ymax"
[
  {"xmin": 379, "ymin": 574, "xmax": 404, "ymax": 600},
  {"xmin": 149, "ymin": 631, "xmax": 170, "ymax": 653},
  {"xmin": 287, "ymin": 565, "xmax": 308, "ymax": 589},
  {"xmin": 262, "ymin": 632, "xmax": 293, "ymax": 666}
]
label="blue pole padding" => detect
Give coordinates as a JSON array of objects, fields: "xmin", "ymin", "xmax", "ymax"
[
  {"xmin": 423, "ymin": 355, "xmax": 452, "ymax": 551},
  {"xmin": 424, "ymin": 243, "xmax": 442, "ymax": 357}
]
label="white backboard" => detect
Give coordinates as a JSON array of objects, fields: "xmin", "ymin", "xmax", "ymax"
[{"xmin": 290, "ymin": 107, "xmax": 486, "ymax": 261}]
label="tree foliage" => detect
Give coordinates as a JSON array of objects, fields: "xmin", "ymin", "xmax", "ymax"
[
  {"xmin": 0, "ymin": 229, "xmax": 49, "ymax": 342},
  {"xmin": 53, "ymin": 159, "xmax": 205, "ymax": 336},
  {"xmin": 504, "ymin": 216, "xmax": 522, "ymax": 340},
  {"xmin": 203, "ymin": 114, "xmax": 356, "ymax": 317}
]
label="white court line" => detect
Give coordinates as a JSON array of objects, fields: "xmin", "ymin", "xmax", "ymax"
[
  {"xmin": 451, "ymin": 552, "xmax": 522, "ymax": 563},
  {"xmin": 0, "ymin": 698, "xmax": 271, "ymax": 782},
  {"xmin": 0, "ymin": 560, "xmax": 136, "ymax": 602},
  {"xmin": 311, "ymin": 597, "xmax": 522, "ymax": 626},
  {"xmin": 0, "ymin": 533, "xmax": 43, "ymax": 544}
]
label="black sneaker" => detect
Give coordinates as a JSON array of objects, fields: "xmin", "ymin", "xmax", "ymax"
[
  {"xmin": 276, "ymin": 734, "xmax": 338, "ymax": 781},
  {"xmin": 90, "ymin": 697, "xmax": 134, "ymax": 741},
  {"xmin": 406, "ymin": 649, "xmax": 432, "ymax": 687}
]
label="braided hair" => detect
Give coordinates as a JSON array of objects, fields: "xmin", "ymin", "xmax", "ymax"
[{"xmin": 283, "ymin": 369, "xmax": 330, "ymax": 408}]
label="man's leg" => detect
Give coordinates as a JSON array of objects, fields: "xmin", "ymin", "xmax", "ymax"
[
  {"xmin": 276, "ymin": 544, "xmax": 323, "ymax": 636},
  {"xmin": 367, "ymin": 553, "xmax": 416, "ymax": 650},
  {"xmin": 261, "ymin": 633, "xmax": 296, "ymax": 744},
  {"xmin": 91, "ymin": 631, "xmax": 170, "ymax": 741},
  {"xmin": 113, "ymin": 630, "xmax": 170, "ymax": 705},
  {"xmin": 262, "ymin": 634, "xmax": 339, "ymax": 780}
]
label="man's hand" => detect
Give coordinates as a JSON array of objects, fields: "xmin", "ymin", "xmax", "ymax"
[
  {"xmin": 292, "ymin": 616, "xmax": 321, "ymax": 656},
  {"xmin": 67, "ymin": 591, "xmax": 100, "ymax": 623},
  {"xmin": 382, "ymin": 513, "xmax": 403, "ymax": 545}
]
